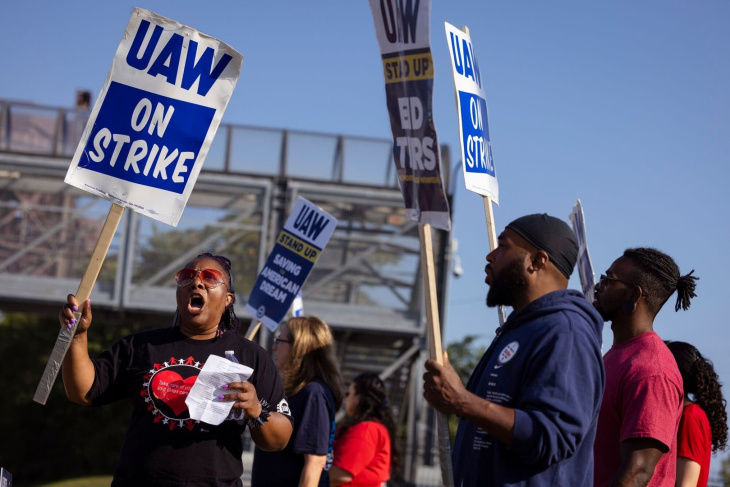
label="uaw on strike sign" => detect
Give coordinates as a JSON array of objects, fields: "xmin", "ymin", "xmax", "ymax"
[
  {"xmin": 369, "ymin": 0, "xmax": 451, "ymax": 231},
  {"xmin": 444, "ymin": 23, "xmax": 498, "ymax": 203},
  {"xmin": 65, "ymin": 8, "xmax": 242, "ymax": 226},
  {"xmin": 247, "ymin": 197, "xmax": 337, "ymax": 331}
]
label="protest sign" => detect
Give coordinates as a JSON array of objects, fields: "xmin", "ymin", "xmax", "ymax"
[
  {"xmin": 445, "ymin": 24, "xmax": 506, "ymax": 326},
  {"xmin": 65, "ymin": 8, "xmax": 242, "ymax": 227},
  {"xmin": 370, "ymin": 3, "xmax": 454, "ymax": 481},
  {"xmin": 569, "ymin": 200, "xmax": 596, "ymax": 302},
  {"xmin": 246, "ymin": 197, "xmax": 336, "ymax": 332},
  {"xmin": 444, "ymin": 22, "xmax": 498, "ymax": 203},
  {"xmin": 34, "ymin": 9, "xmax": 241, "ymax": 405},
  {"xmin": 369, "ymin": 0, "xmax": 451, "ymax": 231}
]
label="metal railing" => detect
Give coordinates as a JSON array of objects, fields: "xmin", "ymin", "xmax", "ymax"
[{"xmin": 0, "ymin": 98, "xmax": 400, "ymax": 188}]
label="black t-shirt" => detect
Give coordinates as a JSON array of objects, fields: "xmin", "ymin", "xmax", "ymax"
[
  {"xmin": 87, "ymin": 326, "xmax": 291, "ymax": 487},
  {"xmin": 251, "ymin": 380, "xmax": 336, "ymax": 487}
]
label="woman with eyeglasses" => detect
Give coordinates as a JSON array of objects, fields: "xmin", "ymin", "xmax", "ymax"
[
  {"xmin": 329, "ymin": 372, "xmax": 399, "ymax": 487},
  {"xmin": 59, "ymin": 252, "xmax": 293, "ymax": 486},
  {"xmin": 252, "ymin": 316, "xmax": 344, "ymax": 487},
  {"xmin": 665, "ymin": 341, "xmax": 728, "ymax": 487}
]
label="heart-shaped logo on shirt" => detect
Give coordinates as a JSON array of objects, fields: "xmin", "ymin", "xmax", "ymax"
[{"xmin": 151, "ymin": 370, "xmax": 197, "ymax": 416}]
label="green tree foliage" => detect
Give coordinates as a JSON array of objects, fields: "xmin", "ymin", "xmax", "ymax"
[
  {"xmin": 445, "ymin": 335, "xmax": 486, "ymax": 443},
  {"xmin": 0, "ymin": 311, "xmax": 149, "ymax": 483}
]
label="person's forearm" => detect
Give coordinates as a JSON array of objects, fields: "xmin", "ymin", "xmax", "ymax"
[
  {"xmin": 610, "ymin": 461, "xmax": 656, "ymax": 487},
  {"xmin": 676, "ymin": 457, "xmax": 701, "ymax": 487},
  {"xmin": 250, "ymin": 412, "xmax": 293, "ymax": 451},
  {"xmin": 61, "ymin": 332, "xmax": 96, "ymax": 405},
  {"xmin": 328, "ymin": 465, "xmax": 353, "ymax": 486},
  {"xmin": 299, "ymin": 454, "xmax": 326, "ymax": 487},
  {"xmin": 457, "ymin": 392, "xmax": 516, "ymax": 445}
]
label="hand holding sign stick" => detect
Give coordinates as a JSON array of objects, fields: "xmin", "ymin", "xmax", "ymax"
[
  {"xmin": 33, "ymin": 8, "xmax": 242, "ymax": 405},
  {"xmin": 33, "ymin": 203, "xmax": 124, "ymax": 405}
]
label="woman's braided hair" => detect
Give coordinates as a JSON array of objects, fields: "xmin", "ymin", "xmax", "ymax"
[
  {"xmin": 667, "ymin": 341, "xmax": 728, "ymax": 453},
  {"xmin": 622, "ymin": 248, "xmax": 698, "ymax": 316}
]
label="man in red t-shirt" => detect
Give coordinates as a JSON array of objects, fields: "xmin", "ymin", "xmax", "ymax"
[{"xmin": 592, "ymin": 247, "xmax": 698, "ymax": 486}]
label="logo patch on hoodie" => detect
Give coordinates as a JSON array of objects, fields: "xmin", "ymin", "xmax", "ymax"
[{"xmin": 494, "ymin": 341, "xmax": 519, "ymax": 368}]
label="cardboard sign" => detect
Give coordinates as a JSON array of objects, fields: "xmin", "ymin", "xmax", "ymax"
[
  {"xmin": 569, "ymin": 200, "xmax": 596, "ymax": 301},
  {"xmin": 369, "ymin": 0, "xmax": 451, "ymax": 231},
  {"xmin": 65, "ymin": 8, "xmax": 242, "ymax": 226},
  {"xmin": 444, "ymin": 23, "xmax": 498, "ymax": 203},
  {"xmin": 246, "ymin": 197, "xmax": 336, "ymax": 331}
]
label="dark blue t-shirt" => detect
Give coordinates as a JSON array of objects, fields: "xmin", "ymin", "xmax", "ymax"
[{"xmin": 252, "ymin": 380, "xmax": 336, "ymax": 486}]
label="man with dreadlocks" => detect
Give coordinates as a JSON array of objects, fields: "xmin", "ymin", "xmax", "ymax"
[
  {"xmin": 59, "ymin": 252, "xmax": 293, "ymax": 486},
  {"xmin": 592, "ymin": 247, "xmax": 698, "ymax": 487}
]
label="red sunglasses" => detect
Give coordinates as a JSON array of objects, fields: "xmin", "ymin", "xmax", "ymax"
[{"xmin": 174, "ymin": 268, "xmax": 227, "ymax": 289}]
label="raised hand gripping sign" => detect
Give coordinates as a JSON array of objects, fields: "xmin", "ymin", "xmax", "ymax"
[
  {"xmin": 246, "ymin": 197, "xmax": 337, "ymax": 332},
  {"xmin": 65, "ymin": 8, "xmax": 242, "ymax": 227},
  {"xmin": 34, "ymin": 9, "xmax": 241, "ymax": 405}
]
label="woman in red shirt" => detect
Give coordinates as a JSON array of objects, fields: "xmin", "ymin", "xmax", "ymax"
[
  {"xmin": 667, "ymin": 341, "xmax": 728, "ymax": 487},
  {"xmin": 330, "ymin": 373, "xmax": 399, "ymax": 487}
]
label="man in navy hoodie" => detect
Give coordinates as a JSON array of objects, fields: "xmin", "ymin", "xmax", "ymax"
[{"xmin": 424, "ymin": 214, "xmax": 605, "ymax": 486}]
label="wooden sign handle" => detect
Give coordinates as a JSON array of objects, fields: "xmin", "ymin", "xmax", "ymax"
[
  {"xmin": 419, "ymin": 224, "xmax": 444, "ymax": 364},
  {"xmin": 418, "ymin": 223, "xmax": 455, "ymax": 487},
  {"xmin": 33, "ymin": 203, "xmax": 125, "ymax": 405},
  {"xmin": 246, "ymin": 321, "xmax": 262, "ymax": 341}
]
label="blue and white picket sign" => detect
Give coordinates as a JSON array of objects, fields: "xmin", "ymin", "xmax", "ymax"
[
  {"xmin": 64, "ymin": 8, "xmax": 242, "ymax": 226},
  {"xmin": 246, "ymin": 197, "xmax": 336, "ymax": 331},
  {"xmin": 569, "ymin": 200, "xmax": 596, "ymax": 302},
  {"xmin": 444, "ymin": 23, "xmax": 498, "ymax": 204},
  {"xmin": 292, "ymin": 292, "xmax": 304, "ymax": 317}
]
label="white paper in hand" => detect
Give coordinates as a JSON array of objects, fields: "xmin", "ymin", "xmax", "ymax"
[{"xmin": 185, "ymin": 354, "xmax": 253, "ymax": 425}]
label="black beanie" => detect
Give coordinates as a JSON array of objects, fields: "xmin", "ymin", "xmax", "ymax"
[{"xmin": 506, "ymin": 214, "xmax": 578, "ymax": 279}]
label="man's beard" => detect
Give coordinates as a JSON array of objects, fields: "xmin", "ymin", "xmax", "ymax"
[
  {"xmin": 486, "ymin": 256, "xmax": 528, "ymax": 308},
  {"xmin": 592, "ymin": 299, "xmax": 613, "ymax": 322}
]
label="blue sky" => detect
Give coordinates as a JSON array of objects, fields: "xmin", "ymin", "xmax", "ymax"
[{"xmin": 2, "ymin": 0, "xmax": 729, "ymax": 469}]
